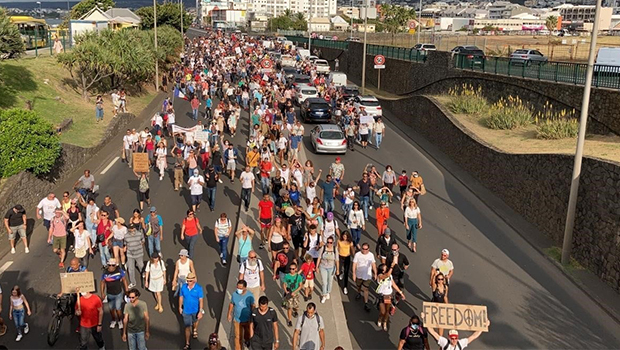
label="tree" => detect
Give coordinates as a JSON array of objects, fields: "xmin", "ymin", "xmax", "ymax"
[
  {"xmin": 0, "ymin": 7, "xmax": 25, "ymax": 59},
  {"xmin": 136, "ymin": 3, "xmax": 193, "ymax": 33},
  {"xmin": 267, "ymin": 12, "xmax": 307, "ymax": 31},
  {"xmin": 546, "ymin": 15, "xmax": 558, "ymax": 33},
  {"xmin": 379, "ymin": 4, "xmax": 417, "ymax": 44},
  {"xmin": 70, "ymin": 0, "xmax": 115, "ymax": 19},
  {"xmin": 0, "ymin": 108, "xmax": 61, "ymax": 178}
]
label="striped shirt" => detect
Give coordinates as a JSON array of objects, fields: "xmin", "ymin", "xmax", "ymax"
[{"xmin": 124, "ymin": 230, "xmax": 144, "ymax": 259}]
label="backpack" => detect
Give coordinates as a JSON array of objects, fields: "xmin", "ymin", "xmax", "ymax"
[
  {"xmin": 300, "ymin": 312, "xmax": 321, "ymax": 332},
  {"xmin": 443, "ymin": 341, "xmax": 462, "ymax": 350},
  {"xmin": 139, "ymin": 177, "xmax": 149, "ymax": 193}
]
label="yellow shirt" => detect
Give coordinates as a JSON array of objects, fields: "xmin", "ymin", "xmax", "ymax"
[{"xmin": 338, "ymin": 240, "xmax": 353, "ymax": 257}]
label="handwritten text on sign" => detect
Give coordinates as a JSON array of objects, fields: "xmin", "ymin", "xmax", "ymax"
[
  {"xmin": 422, "ymin": 302, "xmax": 489, "ymax": 332},
  {"xmin": 133, "ymin": 153, "xmax": 149, "ymax": 173},
  {"xmin": 60, "ymin": 272, "xmax": 96, "ymax": 294}
]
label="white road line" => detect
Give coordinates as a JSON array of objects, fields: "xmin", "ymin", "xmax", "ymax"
[
  {"xmin": 0, "ymin": 261, "xmax": 14, "ymax": 274},
  {"xmin": 100, "ymin": 156, "xmax": 120, "ymax": 175}
]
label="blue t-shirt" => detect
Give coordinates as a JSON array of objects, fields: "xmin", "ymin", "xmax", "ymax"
[
  {"xmin": 321, "ymin": 181, "xmax": 336, "ymax": 200},
  {"xmin": 180, "ymin": 283, "xmax": 204, "ymax": 315},
  {"xmin": 230, "ymin": 291, "xmax": 254, "ymax": 323},
  {"xmin": 144, "ymin": 214, "xmax": 163, "ymax": 226}
]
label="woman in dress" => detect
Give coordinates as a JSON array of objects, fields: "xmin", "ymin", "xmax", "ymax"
[
  {"xmin": 303, "ymin": 160, "xmax": 314, "ymax": 187},
  {"xmin": 145, "ymin": 253, "xmax": 166, "ymax": 313},
  {"xmin": 8, "ymin": 285, "xmax": 31, "ymax": 342},
  {"xmin": 70, "ymin": 221, "xmax": 93, "ymax": 268},
  {"xmin": 404, "ymin": 199, "xmax": 423, "ymax": 253},
  {"xmin": 155, "ymin": 142, "xmax": 167, "ymax": 181},
  {"xmin": 376, "ymin": 263, "xmax": 405, "ymax": 332}
]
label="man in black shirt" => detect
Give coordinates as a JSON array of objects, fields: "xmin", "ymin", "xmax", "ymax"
[
  {"xmin": 249, "ymin": 296, "xmax": 280, "ymax": 350},
  {"xmin": 385, "ymin": 243, "xmax": 409, "ymax": 304},
  {"xmin": 273, "ymin": 242, "xmax": 297, "ymax": 281},
  {"xmin": 287, "ymin": 206, "xmax": 307, "ymax": 256},
  {"xmin": 275, "ymin": 191, "xmax": 293, "ymax": 218},
  {"xmin": 354, "ymin": 173, "xmax": 372, "ymax": 220},
  {"xmin": 205, "ymin": 165, "xmax": 219, "ymax": 211},
  {"xmin": 3, "ymin": 204, "xmax": 28, "ymax": 254},
  {"xmin": 100, "ymin": 195, "xmax": 120, "ymax": 219}
]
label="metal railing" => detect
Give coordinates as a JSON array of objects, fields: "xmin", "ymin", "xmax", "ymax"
[{"xmin": 454, "ymin": 54, "xmax": 620, "ymax": 90}]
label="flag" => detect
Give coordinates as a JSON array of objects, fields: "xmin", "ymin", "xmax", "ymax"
[{"xmin": 173, "ymin": 86, "xmax": 189, "ymax": 101}]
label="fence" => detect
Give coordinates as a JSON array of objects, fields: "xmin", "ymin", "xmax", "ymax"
[{"xmin": 23, "ymin": 30, "xmax": 72, "ymax": 58}]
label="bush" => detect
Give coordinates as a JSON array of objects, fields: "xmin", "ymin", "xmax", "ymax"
[
  {"xmin": 0, "ymin": 108, "xmax": 61, "ymax": 178},
  {"xmin": 484, "ymin": 96, "xmax": 533, "ymax": 130},
  {"xmin": 447, "ymin": 84, "xmax": 488, "ymax": 116},
  {"xmin": 536, "ymin": 118, "xmax": 579, "ymax": 139}
]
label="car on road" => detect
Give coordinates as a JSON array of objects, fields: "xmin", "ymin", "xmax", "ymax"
[
  {"xmin": 283, "ymin": 67, "xmax": 298, "ymax": 82},
  {"xmin": 281, "ymin": 54, "xmax": 296, "ymax": 67},
  {"xmin": 301, "ymin": 98, "xmax": 332, "ymax": 123},
  {"xmin": 295, "ymin": 84, "xmax": 319, "ymax": 105},
  {"xmin": 345, "ymin": 37, "xmax": 361, "ymax": 42},
  {"xmin": 315, "ymin": 59, "xmax": 331, "ymax": 73},
  {"xmin": 413, "ymin": 43, "xmax": 437, "ymax": 54},
  {"xmin": 308, "ymin": 55, "xmax": 319, "ymax": 62},
  {"xmin": 292, "ymin": 74, "xmax": 312, "ymax": 87},
  {"xmin": 342, "ymin": 85, "xmax": 360, "ymax": 101},
  {"xmin": 509, "ymin": 49, "xmax": 548, "ymax": 66},
  {"xmin": 310, "ymin": 124, "xmax": 347, "ymax": 154},
  {"xmin": 353, "ymin": 95, "xmax": 382, "ymax": 117}
]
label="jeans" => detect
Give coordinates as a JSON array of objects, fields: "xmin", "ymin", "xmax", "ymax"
[
  {"xmin": 342, "ymin": 203, "xmax": 352, "ymax": 224},
  {"xmin": 218, "ymin": 236, "xmax": 229, "ymax": 261},
  {"xmin": 323, "ymin": 198, "xmax": 334, "ymax": 214},
  {"xmin": 207, "ymin": 187, "xmax": 217, "ymax": 210},
  {"xmin": 99, "ymin": 243, "xmax": 111, "ymax": 266},
  {"xmin": 147, "ymin": 235, "xmax": 161, "ymax": 257},
  {"xmin": 241, "ymin": 188, "xmax": 252, "ymax": 210},
  {"xmin": 360, "ymin": 196, "xmax": 370, "ymax": 220},
  {"xmin": 260, "ymin": 177, "xmax": 270, "ymax": 195},
  {"xmin": 406, "ymin": 218, "xmax": 419, "ymax": 243},
  {"xmin": 242, "ymin": 97, "xmax": 249, "ymax": 109},
  {"xmin": 192, "ymin": 108, "xmax": 198, "ymax": 120},
  {"xmin": 127, "ymin": 256, "xmax": 145, "ymax": 286},
  {"xmin": 340, "ymin": 255, "xmax": 351, "ymax": 289},
  {"xmin": 12, "ymin": 308, "xmax": 25, "ymax": 335},
  {"xmin": 79, "ymin": 326, "xmax": 105, "ymax": 350},
  {"xmin": 350, "ymin": 228, "xmax": 362, "ymax": 246},
  {"xmin": 128, "ymin": 331, "xmax": 147, "ymax": 350},
  {"xmin": 376, "ymin": 132, "xmax": 383, "ymax": 148},
  {"xmin": 320, "ymin": 266, "xmax": 336, "ymax": 295},
  {"xmin": 185, "ymin": 235, "xmax": 199, "ymax": 259}
]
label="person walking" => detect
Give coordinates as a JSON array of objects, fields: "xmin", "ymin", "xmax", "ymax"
[
  {"xmin": 240, "ymin": 166, "xmax": 255, "ymax": 212},
  {"xmin": 316, "ymin": 237, "xmax": 339, "ymax": 304},
  {"xmin": 425, "ymin": 323, "xmax": 490, "ymax": 350},
  {"xmin": 337, "ymin": 231, "xmax": 355, "ymax": 295},
  {"xmin": 71, "ymin": 221, "xmax": 94, "ymax": 268},
  {"xmin": 404, "ymin": 199, "xmax": 422, "ymax": 252},
  {"xmin": 375, "ymin": 201, "xmax": 390, "ymax": 237},
  {"xmin": 155, "ymin": 142, "xmax": 167, "ymax": 181},
  {"xmin": 374, "ymin": 117, "xmax": 386, "ymax": 149},
  {"xmin": 110, "ymin": 217, "xmax": 127, "ymax": 268},
  {"xmin": 205, "ymin": 165, "xmax": 219, "ymax": 211},
  {"xmin": 122, "ymin": 288, "xmax": 150, "ymax": 350},
  {"xmin": 145, "ymin": 253, "xmax": 166, "ymax": 313},
  {"xmin": 75, "ymin": 288, "xmax": 105, "ymax": 350},
  {"xmin": 352, "ymin": 242, "xmax": 377, "ymax": 312},
  {"xmin": 136, "ymin": 172, "xmax": 151, "ymax": 213},
  {"xmin": 292, "ymin": 303, "xmax": 325, "ymax": 350},
  {"xmin": 8, "ymin": 286, "xmax": 31, "ymax": 342},
  {"xmin": 238, "ymin": 250, "xmax": 265, "ymax": 306},
  {"xmin": 179, "ymin": 272, "xmax": 204, "ymax": 350},
  {"xmin": 188, "ymin": 169, "xmax": 205, "ymax": 213},
  {"xmin": 397, "ymin": 315, "xmax": 430, "ymax": 350},
  {"xmin": 281, "ymin": 262, "xmax": 304, "ymax": 328},
  {"xmin": 385, "ymin": 243, "xmax": 409, "ymax": 303},
  {"xmin": 95, "ymin": 210, "xmax": 113, "ymax": 266},
  {"xmin": 214, "ymin": 213, "xmax": 232, "ymax": 266},
  {"xmin": 100, "ymin": 258, "xmax": 128, "ymax": 329},
  {"xmin": 36, "ymin": 192, "xmax": 61, "ymax": 232},
  {"xmin": 48, "ymin": 209, "xmax": 69, "ymax": 268},
  {"xmin": 227, "ymin": 280, "xmax": 255, "ymax": 350},
  {"xmin": 95, "ymin": 95, "xmax": 104, "ymax": 123},
  {"xmin": 258, "ymin": 194, "xmax": 274, "ymax": 249},
  {"xmin": 181, "ymin": 210, "xmax": 202, "ymax": 259},
  {"xmin": 144, "ymin": 207, "xmax": 164, "ymax": 258},
  {"xmin": 191, "ymin": 95, "xmax": 201, "ymax": 120},
  {"xmin": 376, "ymin": 227, "xmax": 395, "ymax": 264},
  {"xmin": 236, "ymin": 225, "xmax": 256, "ymax": 264},
  {"xmin": 172, "ymin": 249, "xmax": 195, "ymax": 296},
  {"xmin": 347, "ymin": 201, "xmax": 365, "ymax": 249},
  {"xmin": 4, "ymin": 204, "xmax": 29, "ymax": 254},
  {"xmin": 376, "ymin": 263, "xmax": 405, "ymax": 331},
  {"xmin": 430, "ymin": 249, "xmax": 454, "ymax": 287},
  {"xmin": 124, "ymin": 222, "xmax": 145, "ymax": 289},
  {"xmin": 249, "ymin": 296, "xmax": 280, "ymax": 350}
]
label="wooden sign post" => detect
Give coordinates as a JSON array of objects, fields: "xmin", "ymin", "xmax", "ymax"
[
  {"xmin": 60, "ymin": 271, "xmax": 96, "ymax": 294},
  {"xmin": 133, "ymin": 153, "xmax": 149, "ymax": 173},
  {"xmin": 422, "ymin": 302, "xmax": 489, "ymax": 332}
]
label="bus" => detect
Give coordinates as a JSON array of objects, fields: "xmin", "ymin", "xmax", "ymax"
[{"xmin": 9, "ymin": 16, "xmax": 49, "ymax": 50}]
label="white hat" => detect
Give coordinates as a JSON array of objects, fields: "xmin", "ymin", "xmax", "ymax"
[{"xmin": 442, "ymin": 249, "xmax": 450, "ymax": 256}]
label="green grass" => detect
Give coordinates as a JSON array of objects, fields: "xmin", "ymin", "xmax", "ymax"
[
  {"xmin": 0, "ymin": 55, "xmax": 157, "ymax": 148},
  {"xmin": 545, "ymin": 246, "xmax": 585, "ymax": 272}
]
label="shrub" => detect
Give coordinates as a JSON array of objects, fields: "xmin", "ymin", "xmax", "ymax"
[
  {"xmin": 484, "ymin": 96, "xmax": 533, "ymax": 130},
  {"xmin": 447, "ymin": 84, "xmax": 488, "ymax": 116},
  {"xmin": 536, "ymin": 117, "xmax": 579, "ymax": 139},
  {"xmin": 0, "ymin": 108, "xmax": 61, "ymax": 178}
]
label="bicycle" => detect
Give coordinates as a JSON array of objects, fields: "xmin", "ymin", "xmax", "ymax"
[{"xmin": 47, "ymin": 294, "xmax": 75, "ymax": 346}]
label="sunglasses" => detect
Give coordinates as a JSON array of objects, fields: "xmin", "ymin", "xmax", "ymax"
[
  {"xmin": 437, "ymin": 278, "xmax": 444, "ymax": 281},
  {"xmin": 327, "ymin": 241, "xmax": 333, "ymax": 244},
  {"xmin": 188, "ymin": 213, "xmax": 194, "ymax": 216},
  {"xmin": 63, "ymin": 195, "xmax": 69, "ymax": 197},
  {"xmin": 249, "ymin": 256, "xmax": 257, "ymax": 259},
  {"xmin": 129, "ymin": 296, "xmax": 137, "ymax": 300}
]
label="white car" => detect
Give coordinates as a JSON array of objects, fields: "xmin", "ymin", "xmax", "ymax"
[
  {"xmin": 295, "ymin": 84, "xmax": 319, "ymax": 105},
  {"xmin": 281, "ymin": 54, "xmax": 296, "ymax": 67},
  {"xmin": 315, "ymin": 59, "xmax": 331, "ymax": 74},
  {"xmin": 308, "ymin": 55, "xmax": 319, "ymax": 62},
  {"xmin": 354, "ymin": 95, "xmax": 382, "ymax": 117}
]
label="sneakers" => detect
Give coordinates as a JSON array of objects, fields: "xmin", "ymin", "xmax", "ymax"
[
  {"xmin": 16, "ymin": 334, "xmax": 22, "ymax": 342},
  {"xmin": 118, "ymin": 322, "xmax": 123, "ymax": 330},
  {"xmin": 128, "ymin": 283, "xmax": 136, "ymax": 289},
  {"xmin": 59, "ymin": 262, "xmax": 64, "ymax": 268},
  {"xmin": 24, "ymin": 323, "xmax": 29, "ymax": 334},
  {"xmin": 287, "ymin": 320, "xmax": 293, "ymax": 327},
  {"xmin": 355, "ymin": 294, "xmax": 362, "ymax": 300},
  {"xmin": 364, "ymin": 303, "xmax": 371, "ymax": 312},
  {"xmin": 222, "ymin": 259, "xmax": 227, "ymax": 266},
  {"xmin": 25, "ymin": 247, "xmax": 29, "ymax": 254},
  {"xmin": 321, "ymin": 296, "xmax": 327, "ymax": 304},
  {"xmin": 369, "ymin": 206, "xmax": 373, "ymax": 210},
  {"xmin": 390, "ymin": 306, "xmax": 396, "ymax": 316},
  {"xmin": 292, "ymin": 310, "xmax": 298, "ymax": 318},
  {"xmin": 339, "ymin": 274, "xmax": 343, "ymax": 281},
  {"xmin": 344, "ymin": 287, "xmax": 348, "ymax": 295},
  {"xmin": 110, "ymin": 321, "xmax": 117, "ymax": 329},
  {"xmin": 326, "ymin": 294, "xmax": 330, "ymax": 300},
  {"xmin": 10, "ymin": 248, "xmax": 15, "ymax": 254}
]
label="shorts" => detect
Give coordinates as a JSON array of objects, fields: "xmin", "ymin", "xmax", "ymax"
[
  {"xmin": 112, "ymin": 239, "xmax": 124, "ymax": 248},
  {"xmin": 285, "ymin": 293, "xmax": 299, "ymax": 310},
  {"xmin": 355, "ymin": 279, "xmax": 371, "ymax": 289},
  {"xmin": 191, "ymin": 194, "xmax": 202, "ymax": 205},
  {"xmin": 106, "ymin": 292, "xmax": 123, "ymax": 311},
  {"xmin": 291, "ymin": 234, "xmax": 304, "ymax": 250},
  {"xmin": 43, "ymin": 219, "xmax": 51, "ymax": 231},
  {"xmin": 53, "ymin": 235, "xmax": 67, "ymax": 250},
  {"xmin": 226, "ymin": 161, "xmax": 236, "ymax": 171},
  {"xmin": 304, "ymin": 279, "xmax": 315, "ymax": 289},
  {"xmin": 182, "ymin": 312, "xmax": 198, "ymax": 327},
  {"xmin": 270, "ymin": 241, "xmax": 284, "ymax": 252},
  {"xmin": 260, "ymin": 218, "xmax": 272, "ymax": 228},
  {"xmin": 8, "ymin": 226, "xmax": 26, "ymax": 240},
  {"xmin": 139, "ymin": 190, "xmax": 150, "ymax": 202},
  {"xmin": 361, "ymin": 134, "xmax": 369, "ymax": 142}
]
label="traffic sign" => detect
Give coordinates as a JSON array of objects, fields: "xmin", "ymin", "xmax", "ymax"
[
  {"xmin": 408, "ymin": 20, "xmax": 418, "ymax": 30},
  {"xmin": 374, "ymin": 54, "xmax": 385, "ymax": 69},
  {"xmin": 261, "ymin": 59, "xmax": 273, "ymax": 69}
]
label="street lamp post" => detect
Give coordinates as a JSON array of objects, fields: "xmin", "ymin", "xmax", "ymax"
[
  {"xmin": 561, "ymin": 0, "xmax": 602, "ymax": 265},
  {"xmin": 417, "ymin": 0, "xmax": 422, "ymax": 44},
  {"xmin": 361, "ymin": 0, "xmax": 368, "ymax": 95},
  {"xmin": 180, "ymin": 0, "xmax": 184, "ymax": 38},
  {"xmin": 350, "ymin": 0, "xmax": 353, "ymax": 39},
  {"xmin": 308, "ymin": 0, "xmax": 312, "ymax": 53},
  {"xmin": 154, "ymin": 0, "xmax": 160, "ymax": 92},
  {"xmin": 37, "ymin": 2, "xmax": 42, "ymax": 18}
]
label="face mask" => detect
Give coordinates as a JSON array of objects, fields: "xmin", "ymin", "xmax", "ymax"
[
  {"xmin": 411, "ymin": 324, "xmax": 419, "ymax": 331},
  {"xmin": 236, "ymin": 289, "xmax": 244, "ymax": 294},
  {"xmin": 392, "ymin": 250, "xmax": 399, "ymax": 256},
  {"xmin": 414, "ymin": 174, "xmax": 419, "ymax": 178},
  {"xmin": 80, "ymin": 292, "xmax": 88, "ymax": 296}
]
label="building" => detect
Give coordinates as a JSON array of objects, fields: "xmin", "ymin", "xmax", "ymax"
[
  {"xmin": 337, "ymin": 6, "xmax": 360, "ymax": 19},
  {"xmin": 331, "ymin": 15, "xmax": 350, "ymax": 30},
  {"xmin": 353, "ymin": 22, "xmax": 375, "ymax": 32},
  {"xmin": 556, "ymin": 4, "xmax": 614, "ymax": 30},
  {"xmin": 245, "ymin": 0, "xmax": 336, "ymax": 18},
  {"xmin": 488, "ymin": 1, "xmax": 533, "ymax": 19},
  {"xmin": 211, "ymin": 9, "xmax": 247, "ymax": 28},
  {"xmin": 69, "ymin": 6, "xmax": 140, "ymax": 44},
  {"xmin": 473, "ymin": 17, "xmax": 546, "ymax": 31},
  {"xmin": 308, "ymin": 17, "xmax": 331, "ymax": 31}
]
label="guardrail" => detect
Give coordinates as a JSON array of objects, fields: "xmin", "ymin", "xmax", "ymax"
[{"xmin": 455, "ymin": 54, "xmax": 620, "ymax": 90}]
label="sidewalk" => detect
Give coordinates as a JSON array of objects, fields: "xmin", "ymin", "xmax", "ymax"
[{"xmin": 218, "ymin": 146, "xmax": 353, "ymax": 350}]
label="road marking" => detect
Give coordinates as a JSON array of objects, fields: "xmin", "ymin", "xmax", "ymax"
[
  {"xmin": 0, "ymin": 261, "xmax": 14, "ymax": 274},
  {"xmin": 100, "ymin": 157, "xmax": 120, "ymax": 175}
]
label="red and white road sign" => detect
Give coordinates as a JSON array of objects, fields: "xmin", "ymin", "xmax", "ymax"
[
  {"xmin": 261, "ymin": 59, "xmax": 273, "ymax": 69},
  {"xmin": 374, "ymin": 55, "xmax": 385, "ymax": 69}
]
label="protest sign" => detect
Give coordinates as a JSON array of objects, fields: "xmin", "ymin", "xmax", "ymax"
[
  {"xmin": 60, "ymin": 271, "xmax": 95, "ymax": 294},
  {"xmin": 422, "ymin": 302, "xmax": 489, "ymax": 332},
  {"xmin": 194, "ymin": 129, "xmax": 210, "ymax": 142},
  {"xmin": 133, "ymin": 153, "xmax": 149, "ymax": 173}
]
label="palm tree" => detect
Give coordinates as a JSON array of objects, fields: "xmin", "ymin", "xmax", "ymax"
[
  {"xmin": 380, "ymin": 4, "xmax": 416, "ymax": 44},
  {"xmin": 545, "ymin": 15, "xmax": 558, "ymax": 35},
  {"xmin": 283, "ymin": 9, "xmax": 293, "ymax": 18}
]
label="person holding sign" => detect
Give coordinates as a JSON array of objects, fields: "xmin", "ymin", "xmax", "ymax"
[{"xmin": 425, "ymin": 322, "xmax": 490, "ymax": 350}]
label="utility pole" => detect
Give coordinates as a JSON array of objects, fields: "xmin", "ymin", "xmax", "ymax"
[
  {"xmin": 308, "ymin": 0, "xmax": 312, "ymax": 53},
  {"xmin": 361, "ymin": 0, "xmax": 368, "ymax": 95},
  {"xmin": 154, "ymin": 0, "xmax": 160, "ymax": 92},
  {"xmin": 561, "ymin": 0, "xmax": 602, "ymax": 265},
  {"xmin": 417, "ymin": 0, "xmax": 422, "ymax": 44},
  {"xmin": 180, "ymin": 0, "xmax": 184, "ymax": 38},
  {"xmin": 350, "ymin": 0, "xmax": 353, "ymax": 38}
]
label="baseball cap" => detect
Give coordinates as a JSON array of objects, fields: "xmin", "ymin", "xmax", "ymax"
[
  {"xmin": 442, "ymin": 249, "xmax": 450, "ymax": 256},
  {"xmin": 335, "ymin": 156, "xmax": 341, "ymax": 161},
  {"xmin": 150, "ymin": 206, "xmax": 157, "ymax": 212},
  {"xmin": 179, "ymin": 249, "xmax": 189, "ymax": 257},
  {"xmin": 326, "ymin": 212, "xmax": 334, "ymax": 220},
  {"xmin": 448, "ymin": 330, "xmax": 459, "ymax": 339},
  {"xmin": 107, "ymin": 258, "xmax": 119, "ymax": 266}
]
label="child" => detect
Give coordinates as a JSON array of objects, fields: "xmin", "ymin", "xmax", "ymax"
[
  {"xmin": 398, "ymin": 170, "xmax": 409, "ymax": 200},
  {"xmin": 299, "ymin": 254, "xmax": 316, "ymax": 301}
]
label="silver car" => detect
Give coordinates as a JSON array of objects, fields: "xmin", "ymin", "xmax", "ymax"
[
  {"xmin": 509, "ymin": 49, "xmax": 548, "ymax": 66},
  {"xmin": 310, "ymin": 124, "xmax": 347, "ymax": 154}
]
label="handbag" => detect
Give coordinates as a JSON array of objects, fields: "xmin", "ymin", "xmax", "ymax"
[
  {"xmin": 75, "ymin": 247, "xmax": 87, "ymax": 258},
  {"xmin": 420, "ymin": 184, "xmax": 427, "ymax": 195}
]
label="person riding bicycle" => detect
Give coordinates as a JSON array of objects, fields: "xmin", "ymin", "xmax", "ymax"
[{"xmin": 73, "ymin": 170, "xmax": 96, "ymax": 200}]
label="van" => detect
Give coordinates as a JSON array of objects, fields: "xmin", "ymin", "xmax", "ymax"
[
  {"xmin": 595, "ymin": 47, "xmax": 620, "ymax": 67},
  {"xmin": 329, "ymin": 72, "xmax": 347, "ymax": 87},
  {"xmin": 594, "ymin": 47, "xmax": 620, "ymax": 82}
]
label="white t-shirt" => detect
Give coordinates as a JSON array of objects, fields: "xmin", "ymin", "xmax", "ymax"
[
  {"xmin": 112, "ymin": 225, "xmax": 127, "ymax": 240},
  {"xmin": 431, "ymin": 258, "xmax": 454, "ymax": 276},
  {"xmin": 322, "ymin": 220, "xmax": 339, "ymax": 242},
  {"xmin": 280, "ymin": 169, "xmax": 290, "ymax": 184},
  {"xmin": 240, "ymin": 171, "xmax": 254, "ymax": 189},
  {"xmin": 437, "ymin": 337, "xmax": 469, "ymax": 350},
  {"xmin": 239, "ymin": 260, "xmax": 264, "ymax": 288},
  {"xmin": 305, "ymin": 185, "xmax": 317, "ymax": 203},
  {"xmin": 123, "ymin": 135, "xmax": 133, "ymax": 150},
  {"xmin": 404, "ymin": 206, "xmax": 421, "ymax": 220},
  {"xmin": 306, "ymin": 233, "xmax": 322, "ymax": 259},
  {"xmin": 277, "ymin": 137, "xmax": 288, "ymax": 150},
  {"xmin": 188, "ymin": 175, "xmax": 204, "ymax": 195},
  {"xmin": 167, "ymin": 112, "xmax": 176, "ymax": 124},
  {"xmin": 353, "ymin": 252, "xmax": 376, "ymax": 280},
  {"xmin": 214, "ymin": 218, "xmax": 232, "ymax": 237},
  {"xmin": 37, "ymin": 197, "xmax": 61, "ymax": 220}
]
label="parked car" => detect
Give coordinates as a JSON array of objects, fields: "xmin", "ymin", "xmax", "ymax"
[
  {"xmin": 509, "ymin": 49, "xmax": 548, "ymax": 66},
  {"xmin": 413, "ymin": 43, "xmax": 437, "ymax": 54},
  {"xmin": 456, "ymin": 47, "xmax": 486, "ymax": 67},
  {"xmin": 345, "ymin": 37, "xmax": 361, "ymax": 42},
  {"xmin": 328, "ymin": 72, "xmax": 347, "ymax": 87},
  {"xmin": 308, "ymin": 55, "xmax": 319, "ymax": 62},
  {"xmin": 301, "ymin": 98, "xmax": 332, "ymax": 123},
  {"xmin": 342, "ymin": 85, "xmax": 360, "ymax": 101},
  {"xmin": 283, "ymin": 67, "xmax": 298, "ymax": 82},
  {"xmin": 353, "ymin": 95, "xmax": 382, "ymax": 118},
  {"xmin": 295, "ymin": 84, "xmax": 319, "ymax": 105},
  {"xmin": 310, "ymin": 124, "xmax": 347, "ymax": 154},
  {"xmin": 315, "ymin": 59, "xmax": 331, "ymax": 73},
  {"xmin": 594, "ymin": 47, "xmax": 620, "ymax": 79},
  {"xmin": 451, "ymin": 45, "xmax": 481, "ymax": 53}
]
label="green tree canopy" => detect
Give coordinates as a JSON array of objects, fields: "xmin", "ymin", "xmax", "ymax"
[
  {"xmin": 0, "ymin": 108, "xmax": 61, "ymax": 178},
  {"xmin": 136, "ymin": 3, "xmax": 193, "ymax": 32},
  {"xmin": 70, "ymin": 0, "xmax": 115, "ymax": 19},
  {"xmin": 545, "ymin": 16, "xmax": 558, "ymax": 33},
  {"xmin": 379, "ymin": 4, "xmax": 417, "ymax": 43},
  {"xmin": 0, "ymin": 7, "xmax": 25, "ymax": 59},
  {"xmin": 267, "ymin": 12, "xmax": 308, "ymax": 31}
]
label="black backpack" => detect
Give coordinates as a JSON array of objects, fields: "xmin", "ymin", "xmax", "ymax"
[{"xmin": 300, "ymin": 312, "xmax": 321, "ymax": 332}]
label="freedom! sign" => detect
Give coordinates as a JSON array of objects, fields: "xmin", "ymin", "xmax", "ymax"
[{"xmin": 422, "ymin": 302, "xmax": 489, "ymax": 332}]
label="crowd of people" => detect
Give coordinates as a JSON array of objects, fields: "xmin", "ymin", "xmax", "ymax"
[{"xmin": 2, "ymin": 29, "xmax": 489, "ymax": 350}]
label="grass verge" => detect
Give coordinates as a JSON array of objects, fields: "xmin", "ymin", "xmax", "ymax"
[{"xmin": 545, "ymin": 246, "xmax": 585, "ymax": 273}]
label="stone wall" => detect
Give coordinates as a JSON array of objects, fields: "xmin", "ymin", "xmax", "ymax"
[
  {"xmin": 0, "ymin": 113, "xmax": 135, "ymax": 236},
  {"xmin": 380, "ymin": 95, "xmax": 620, "ymax": 292},
  {"xmin": 319, "ymin": 44, "xmax": 620, "ymax": 135}
]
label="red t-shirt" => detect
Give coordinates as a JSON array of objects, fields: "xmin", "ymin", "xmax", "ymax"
[
  {"xmin": 260, "ymin": 161, "xmax": 272, "ymax": 178},
  {"xmin": 77, "ymin": 294, "xmax": 102, "ymax": 328},
  {"xmin": 258, "ymin": 200, "xmax": 274, "ymax": 219},
  {"xmin": 300, "ymin": 261, "xmax": 315, "ymax": 280},
  {"xmin": 96, "ymin": 220, "xmax": 112, "ymax": 246},
  {"xmin": 183, "ymin": 217, "xmax": 200, "ymax": 236}
]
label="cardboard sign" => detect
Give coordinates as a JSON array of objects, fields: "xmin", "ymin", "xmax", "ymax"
[
  {"xmin": 422, "ymin": 302, "xmax": 489, "ymax": 332},
  {"xmin": 133, "ymin": 153, "xmax": 149, "ymax": 173},
  {"xmin": 60, "ymin": 271, "xmax": 96, "ymax": 294},
  {"xmin": 194, "ymin": 129, "xmax": 210, "ymax": 142},
  {"xmin": 360, "ymin": 114, "xmax": 374, "ymax": 125}
]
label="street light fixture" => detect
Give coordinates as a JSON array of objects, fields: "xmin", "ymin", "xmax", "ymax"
[{"xmin": 36, "ymin": 2, "xmax": 42, "ymax": 18}]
